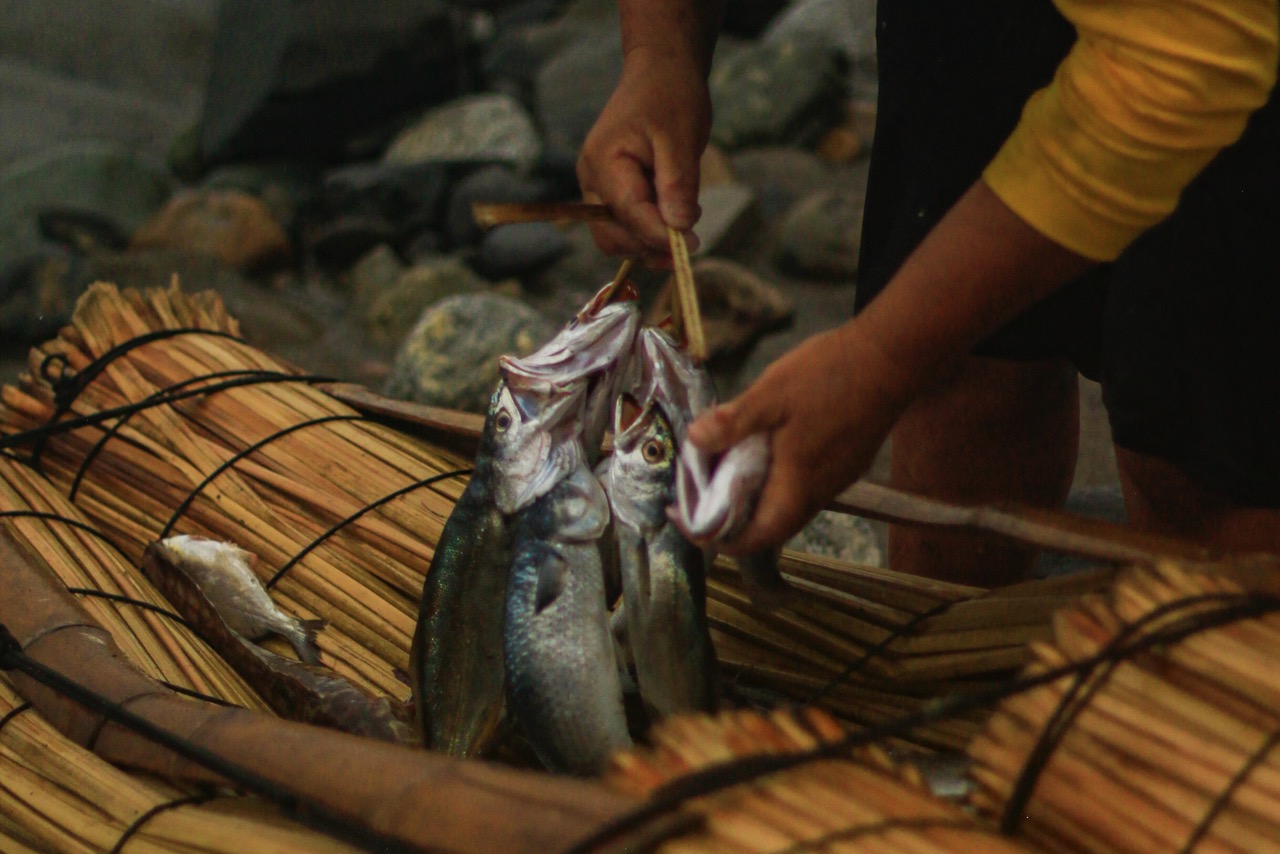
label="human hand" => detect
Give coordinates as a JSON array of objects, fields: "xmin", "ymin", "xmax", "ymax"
[
  {"xmin": 684, "ymin": 322, "xmax": 915, "ymax": 553},
  {"xmin": 576, "ymin": 46, "xmax": 711, "ymax": 266}
]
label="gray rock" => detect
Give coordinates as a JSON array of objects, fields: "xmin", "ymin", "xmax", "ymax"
[
  {"xmin": 201, "ymin": 160, "xmax": 318, "ymax": 232},
  {"xmin": 349, "ymin": 244, "xmax": 406, "ymax": 307},
  {"xmin": 444, "ymin": 165, "xmax": 555, "ymax": 248},
  {"xmin": 365, "ymin": 256, "xmax": 490, "ymax": 348},
  {"xmin": 318, "ymin": 161, "xmax": 453, "ymax": 235},
  {"xmin": 0, "ymin": 142, "xmax": 172, "ymax": 274},
  {"xmin": 786, "ymin": 510, "xmax": 883, "ymax": 567},
  {"xmin": 764, "ymin": 0, "xmax": 878, "ymax": 100},
  {"xmin": 533, "ymin": 15, "xmax": 623, "ymax": 167},
  {"xmin": 384, "ymin": 93, "xmax": 542, "ymax": 172},
  {"xmin": 645, "ymin": 258, "xmax": 793, "ymax": 359},
  {"xmin": 709, "ymin": 37, "xmax": 848, "ymax": 150},
  {"xmin": 775, "ymin": 187, "xmax": 864, "ymax": 279},
  {"xmin": 384, "ymin": 292, "xmax": 555, "ymax": 412},
  {"xmin": 0, "ymin": 0, "xmax": 218, "ymax": 170},
  {"xmin": 473, "ymin": 222, "xmax": 571, "ymax": 279},
  {"xmin": 0, "ymin": 248, "xmax": 78, "ymax": 348},
  {"xmin": 692, "ymin": 184, "xmax": 765, "ymax": 260},
  {"xmin": 198, "ymin": 0, "xmax": 469, "ymax": 164},
  {"xmin": 305, "ymin": 216, "xmax": 400, "ymax": 270},
  {"xmin": 731, "ymin": 147, "xmax": 837, "ymax": 222}
]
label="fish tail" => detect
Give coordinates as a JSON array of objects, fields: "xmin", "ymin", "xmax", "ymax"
[{"xmin": 291, "ymin": 618, "xmax": 326, "ymax": 665}]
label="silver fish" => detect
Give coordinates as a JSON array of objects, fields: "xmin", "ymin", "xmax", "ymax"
[
  {"xmin": 410, "ymin": 283, "xmax": 639, "ymax": 757},
  {"xmin": 602, "ymin": 327, "xmax": 717, "ymax": 718},
  {"xmin": 504, "ymin": 461, "xmax": 631, "ymax": 775},
  {"xmin": 669, "ymin": 381, "xmax": 792, "ymax": 609},
  {"xmin": 157, "ymin": 535, "xmax": 324, "ymax": 664}
]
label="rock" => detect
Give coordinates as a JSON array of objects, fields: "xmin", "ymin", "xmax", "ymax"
[
  {"xmin": 786, "ymin": 510, "xmax": 883, "ymax": 567},
  {"xmin": 130, "ymin": 189, "xmax": 293, "ymax": 272},
  {"xmin": 722, "ymin": 0, "xmax": 793, "ymax": 37},
  {"xmin": 317, "ymin": 161, "xmax": 453, "ymax": 240},
  {"xmin": 533, "ymin": 14, "xmax": 623, "ymax": 167},
  {"xmin": 815, "ymin": 121, "xmax": 863, "ymax": 165},
  {"xmin": 305, "ymin": 216, "xmax": 400, "ymax": 270},
  {"xmin": 0, "ymin": 249, "xmax": 78, "ymax": 348},
  {"xmin": 198, "ymin": 0, "xmax": 469, "ymax": 164},
  {"xmin": 384, "ymin": 93, "xmax": 542, "ymax": 172},
  {"xmin": 348, "ymin": 244, "xmax": 406, "ymax": 307},
  {"xmin": 692, "ymin": 184, "xmax": 765, "ymax": 260},
  {"xmin": 37, "ymin": 210, "xmax": 130, "ymax": 254},
  {"xmin": 526, "ymin": 222, "xmax": 658, "ymax": 324},
  {"xmin": 731, "ymin": 147, "xmax": 837, "ymax": 222},
  {"xmin": 365, "ymin": 256, "xmax": 490, "ymax": 348},
  {"xmin": 201, "ymin": 160, "xmax": 318, "ymax": 232},
  {"xmin": 443, "ymin": 164, "xmax": 556, "ymax": 248},
  {"xmin": 775, "ymin": 187, "xmax": 864, "ymax": 279},
  {"xmin": 473, "ymin": 222, "xmax": 571, "ymax": 279},
  {"xmin": 0, "ymin": 0, "xmax": 218, "ymax": 170},
  {"xmin": 764, "ymin": 0, "xmax": 878, "ymax": 100},
  {"xmin": 0, "ymin": 142, "xmax": 172, "ymax": 273},
  {"xmin": 709, "ymin": 37, "xmax": 848, "ymax": 151},
  {"xmin": 383, "ymin": 292, "xmax": 555, "ymax": 412},
  {"xmin": 646, "ymin": 258, "xmax": 793, "ymax": 358}
]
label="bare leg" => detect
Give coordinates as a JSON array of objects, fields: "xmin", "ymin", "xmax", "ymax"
[
  {"xmin": 1116, "ymin": 448, "xmax": 1280, "ymax": 556},
  {"xmin": 888, "ymin": 356, "xmax": 1080, "ymax": 587}
]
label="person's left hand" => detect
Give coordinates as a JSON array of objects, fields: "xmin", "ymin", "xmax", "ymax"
[{"xmin": 684, "ymin": 321, "xmax": 914, "ymax": 553}]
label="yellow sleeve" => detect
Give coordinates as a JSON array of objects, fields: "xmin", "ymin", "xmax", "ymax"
[{"xmin": 983, "ymin": 0, "xmax": 1279, "ymax": 261}]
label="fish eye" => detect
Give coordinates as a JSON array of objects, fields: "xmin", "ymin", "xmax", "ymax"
[
  {"xmin": 495, "ymin": 409, "xmax": 514, "ymax": 432},
  {"xmin": 641, "ymin": 439, "xmax": 666, "ymax": 464}
]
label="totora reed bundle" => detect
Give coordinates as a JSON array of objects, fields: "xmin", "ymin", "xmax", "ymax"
[
  {"xmin": 968, "ymin": 557, "xmax": 1280, "ymax": 852},
  {"xmin": 603, "ymin": 706, "xmax": 1031, "ymax": 853},
  {"xmin": 0, "ymin": 281, "xmax": 1119, "ymax": 754}
]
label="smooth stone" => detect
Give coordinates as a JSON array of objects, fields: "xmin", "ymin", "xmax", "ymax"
[
  {"xmin": 709, "ymin": 37, "xmax": 848, "ymax": 150},
  {"xmin": 472, "ymin": 222, "xmax": 571, "ymax": 279},
  {"xmin": 774, "ymin": 186, "xmax": 865, "ymax": 279},
  {"xmin": 383, "ymin": 292, "xmax": 555, "ymax": 413},
  {"xmin": 645, "ymin": 258, "xmax": 794, "ymax": 359},
  {"xmin": 384, "ymin": 93, "xmax": 543, "ymax": 172},
  {"xmin": 130, "ymin": 189, "xmax": 292, "ymax": 272},
  {"xmin": 365, "ymin": 256, "xmax": 490, "ymax": 348}
]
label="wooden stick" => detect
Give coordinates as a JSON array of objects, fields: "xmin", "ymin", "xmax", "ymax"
[{"xmin": 471, "ymin": 201, "xmax": 613, "ymax": 228}]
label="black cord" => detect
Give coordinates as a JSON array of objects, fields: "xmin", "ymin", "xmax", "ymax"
[
  {"xmin": 0, "ymin": 510, "xmax": 135, "ymax": 563},
  {"xmin": 264, "ymin": 468, "xmax": 471, "ymax": 590},
  {"xmin": 0, "ymin": 701, "xmax": 32, "ymax": 737},
  {"xmin": 806, "ymin": 599, "xmax": 954, "ymax": 705},
  {"xmin": 64, "ymin": 588, "xmax": 190, "ymax": 629},
  {"xmin": 108, "ymin": 793, "xmax": 214, "ymax": 854},
  {"xmin": 0, "ymin": 621, "xmax": 423, "ymax": 854},
  {"xmin": 160, "ymin": 414, "xmax": 368, "ymax": 538},
  {"xmin": 565, "ymin": 592, "xmax": 1280, "ymax": 854},
  {"xmin": 1180, "ymin": 725, "xmax": 1280, "ymax": 852}
]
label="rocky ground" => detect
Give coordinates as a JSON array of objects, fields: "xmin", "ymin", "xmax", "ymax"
[{"xmin": 0, "ymin": 0, "xmax": 1120, "ymax": 567}]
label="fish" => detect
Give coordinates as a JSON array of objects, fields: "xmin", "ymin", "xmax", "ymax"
[
  {"xmin": 601, "ymin": 327, "xmax": 717, "ymax": 719},
  {"xmin": 155, "ymin": 534, "xmax": 324, "ymax": 664},
  {"xmin": 504, "ymin": 458, "xmax": 631, "ymax": 775},
  {"xmin": 668, "ymin": 378, "xmax": 792, "ymax": 610},
  {"xmin": 409, "ymin": 282, "xmax": 639, "ymax": 757},
  {"xmin": 143, "ymin": 539, "xmax": 416, "ymax": 745}
]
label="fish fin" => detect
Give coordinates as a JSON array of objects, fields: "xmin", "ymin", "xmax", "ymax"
[
  {"xmin": 533, "ymin": 551, "xmax": 569, "ymax": 616},
  {"xmin": 291, "ymin": 618, "xmax": 326, "ymax": 665}
]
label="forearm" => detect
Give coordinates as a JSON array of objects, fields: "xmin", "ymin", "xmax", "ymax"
[
  {"xmin": 848, "ymin": 180, "xmax": 1096, "ymax": 397},
  {"xmin": 619, "ymin": 0, "xmax": 725, "ymax": 75}
]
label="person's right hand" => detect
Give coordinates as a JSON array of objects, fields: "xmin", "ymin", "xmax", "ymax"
[{"xmin": 576, "ymin": 46, "xmax": 712, "ymax": 266}]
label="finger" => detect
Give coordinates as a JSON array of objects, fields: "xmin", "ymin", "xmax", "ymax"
[
  {"xmin": 652, "ymin": 135, "xmax": 702, "ymax": 232},
  {"xmin": 608, "ymin": 156, "xmax": 672, "ymax": 252},
  {"xmin": 686, "ymin": 385, "xmax": 784, "ymax": 454},
  {"xmin": 716, "ymin": 461, "xmax": 816, "ymax": 555}
]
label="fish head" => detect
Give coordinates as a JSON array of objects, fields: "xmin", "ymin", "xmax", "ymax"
[
  {"xmin": 503, "ymin": 282, "xmax": 641, "ymax": 455},
  {"xmin": 606, "ymin": 394, "xmax": 679, "ymax": 534},
  {"xmin": 671, "ymin": 432, "xmax": 770, "ymax": 542},
  {"xmin": 483, "ymin": 379, "xmax": 587, "ymax": 515},
  {"xmin": 625, "ymin": 327, "xmax": 716, "ymax": 443}
]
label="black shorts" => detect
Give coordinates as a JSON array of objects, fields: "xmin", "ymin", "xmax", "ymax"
[{"xmin": 856, "ymin": 1, "xmax": 1280, "ymax": 505}]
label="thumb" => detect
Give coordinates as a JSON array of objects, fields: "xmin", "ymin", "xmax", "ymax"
[
  {"xmin": 652, "ymin": 138, "xmax": 702, "ymax": 232},
  {"xmin": 686, "ymin": 388, "xmax": 780, "ymax": 455}
]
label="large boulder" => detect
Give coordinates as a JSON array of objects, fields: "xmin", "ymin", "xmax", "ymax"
[
  {"xmin": 383, "ymin": 292, "xmax": 554, "ymax": 412},
  {"xmin": 0, "ymin": 142, "xmax": 173, "ymax": 275},
  {"xmin": 384, "ymin": 93, "xmax": 542, "ymax": 172},
  {"xmin": 198, "ymin": 0, "xmax": 470, "ymax": 165}
]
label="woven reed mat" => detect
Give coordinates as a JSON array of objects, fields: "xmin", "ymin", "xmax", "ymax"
[{"xmin": 969, "ymin": 557, "xmax": 1280, "ymax": 852}]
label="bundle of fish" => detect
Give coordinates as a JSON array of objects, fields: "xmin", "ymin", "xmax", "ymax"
[{"xmin": 411, "ymin": 281, "xmax": 780, "ymax": 774}]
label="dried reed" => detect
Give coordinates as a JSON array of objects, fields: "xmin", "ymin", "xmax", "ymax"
[{"xmin": 968, "ymin": 558, "xmax": 1280, "ymax": 852}]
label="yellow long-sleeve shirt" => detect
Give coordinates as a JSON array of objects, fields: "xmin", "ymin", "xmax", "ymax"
[{"xmin": 983, "ymin": 0, "xmax": 1279, "ymax": 261}]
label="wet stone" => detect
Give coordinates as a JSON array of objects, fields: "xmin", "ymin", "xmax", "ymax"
[{"xmin": 383, "ymin": 292, "xmax": 555, "ymax": 413}]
